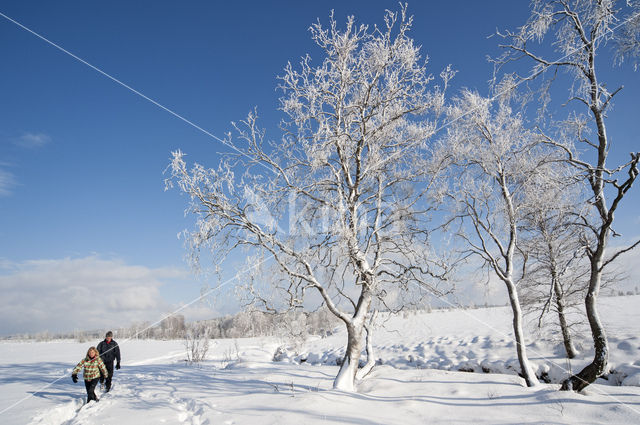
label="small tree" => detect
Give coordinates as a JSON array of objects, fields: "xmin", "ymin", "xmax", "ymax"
[
  {"xmin": 167, "ymin": 6, "xmax": 451, "ymax": 391},
  {"xmin": 495, "ymin": 0, "xmax": 640, "ymax": 391},
  {"xmin": 519, "ymin": 170, "xmax": 587, "ymax": 359}
]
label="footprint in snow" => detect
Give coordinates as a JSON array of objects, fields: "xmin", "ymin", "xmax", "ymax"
[{"xmin": 173, "ymin": 396, "xmax": 208, "ymax": 425}]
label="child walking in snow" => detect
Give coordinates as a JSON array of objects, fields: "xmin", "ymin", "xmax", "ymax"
[{"xmin": 71, "ymin": 346, "xmax": 108, "ymax": 403}]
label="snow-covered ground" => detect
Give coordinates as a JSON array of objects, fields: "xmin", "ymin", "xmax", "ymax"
[{"xmin": 1, "ymin": 296, "xmax": 639, "ymax": 424}]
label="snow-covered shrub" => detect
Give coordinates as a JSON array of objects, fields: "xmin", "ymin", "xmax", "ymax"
[{"xmin": 185, "ymin": 329, "xmax": 210, "ymax": 363}]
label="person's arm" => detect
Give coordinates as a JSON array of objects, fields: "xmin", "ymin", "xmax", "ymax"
[
  {"xmin": 71, "ymin": 359, "xmax": 84, "ymax": 382},
  {"xmin": 98, "ymin": 357, "xmax": 108, "ymax": 377},
  {"xmin": 115, "ymin": 342, "xmax": 121, "ymax": 368},
  {"xmin": 71, "ymin": 359, "xmax": 84, "ymax": 375}
]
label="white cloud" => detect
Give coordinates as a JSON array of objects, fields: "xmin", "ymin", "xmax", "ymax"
[
  {"xmin": 0, "ymin": 256, "xmax": 192, "ymax": 336},
  {"xmin": 0, "ymin": 168, "xmax": 17, "ymax": 197},
  {"xmin": 172, "ymin": 302, "xmax": 220, "ymax": 323},
  {"xmin": 13, "ymin": 132, "xmax": 51, "ymax": 149}
]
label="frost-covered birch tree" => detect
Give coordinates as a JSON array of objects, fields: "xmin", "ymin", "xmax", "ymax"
[
  {"xmin": 166, "ymin": 7, "xmax": 451, "ymax": 391},
  {"xmin": 494, "ymin": 0, "xmax": 640, "ymax": 391},
  {"xmin": 443, "ymin": 87, "xmax": 547, "ymax": 387},
  {"xmin": 519, "ymin": 173, "xmax": 588, "ymax": 359}
]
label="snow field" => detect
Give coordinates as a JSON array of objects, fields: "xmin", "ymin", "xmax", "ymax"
[
  {"xmin": 293, "ymin": 296, "xmax": 640, "ymax": 387},
  {"xmin": 0, "ymin": 296, "xmax": 638, "ymax": 424}
]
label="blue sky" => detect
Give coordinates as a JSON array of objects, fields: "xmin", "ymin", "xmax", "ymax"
[{"xmin": 1, "ymin": 1, "xmax": 638, "ymax": 336}]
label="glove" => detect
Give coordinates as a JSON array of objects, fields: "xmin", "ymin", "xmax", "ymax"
[
  {"xmin": 72, "ymin": 374, "xmax": 78, "ymax": 383},
  {"xmin": 115, "ymin": 363, "xmax": 120, "ymax": 370},
  {"xmin": 99, "ymin": 376, "xmax": 104, "ymax": 384}
]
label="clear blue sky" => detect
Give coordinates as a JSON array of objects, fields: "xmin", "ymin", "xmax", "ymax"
[{"xmin": 1, "ymin": 1, "xmax": 638, "ymax": 336}]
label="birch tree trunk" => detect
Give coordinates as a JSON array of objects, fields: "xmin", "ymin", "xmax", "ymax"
[
  {"xmin": 553, "ymin": 277, "xmax": 577, "ymax": 359},
  {"xmin": 356, "ymin": 310, "xmax": 378, "ymax": 380},
  {"xmin": 505, "ymin": 278, "xmax": 538, "ymax": 387},
  {"xmin": 334, "ymin": 291, "xmax": 372, "ymax": 391},
  {"xmin": 561, "ymin": 256, "xmax": 608, "ymax": 391}
]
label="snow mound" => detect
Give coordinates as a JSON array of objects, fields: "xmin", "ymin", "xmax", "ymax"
[
  {"xmin": 622, "ymin": 373, "xmax": 640, "ymax": 386},
  {"xmin": 29, "ymin": 398, "xmax": 83, "ymax": 425}
]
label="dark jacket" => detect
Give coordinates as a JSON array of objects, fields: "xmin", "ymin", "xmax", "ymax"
[{"xmin": 97, "ymin": 339, "xmax": 121, "ymax": 364}]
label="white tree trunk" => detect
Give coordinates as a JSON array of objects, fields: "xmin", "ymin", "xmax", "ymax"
[
  {"xmin": 356, "ymin": 311, "xmax": 378, "ymax": 380},
  {"xmin": 505, "ymin": 279, "xmax": 539, "ymax": 387},
  {"xmin": 334, "ymin": 322, "xmax": 365, "ymax": 391},
  {"xmin": 333, "ymin": 290, "xmax": 372, "ymax": 391}
]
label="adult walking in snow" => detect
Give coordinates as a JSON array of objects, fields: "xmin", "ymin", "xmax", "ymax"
[
  {"xmin": 71, "ymin": 346, "xmax": 108, "ymax": 403},
  {"xmin": 97, "ymin": 331, "xmax": 121, "ymax": 392}
]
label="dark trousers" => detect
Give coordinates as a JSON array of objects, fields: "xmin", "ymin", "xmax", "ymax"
[
  {"xmin": 84, "ymin": 378, "xmax": 99, "ymax": 402},
  {"xmin": 103, "ymin": 361, "xmax": 114, "ymax": 391}
]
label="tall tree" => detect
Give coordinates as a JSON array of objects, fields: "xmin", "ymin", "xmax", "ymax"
[
  {"xmin": 494, "ymin": 0, "xmax": 640, "ymax": 391},
  {"xmin": 167, "ymin": 6, "xmax": 451, "ymax": 391},
  {"xmin": 443, "ymin": 86, "xmax": 545, "ymax": 387}
]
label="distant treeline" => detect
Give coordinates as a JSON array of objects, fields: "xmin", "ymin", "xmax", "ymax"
[
  {"xmin": 2, "ymin": 307, "xmax": 340, "ymax": 342},
  {"xmin": 4, "ymin": 290, "xmax": 636, "ymax": 342}
]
